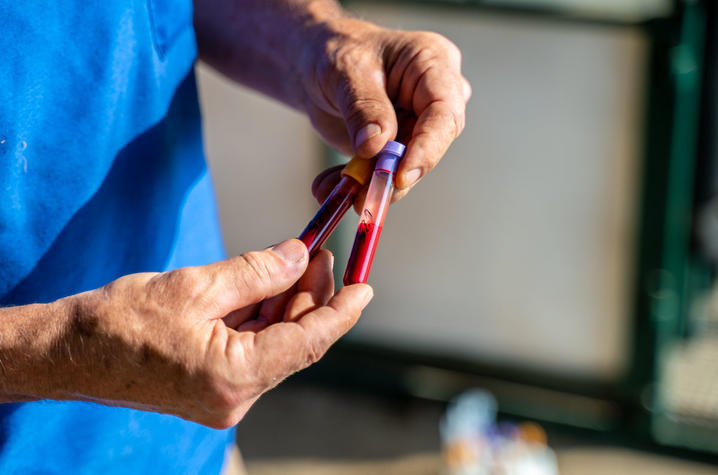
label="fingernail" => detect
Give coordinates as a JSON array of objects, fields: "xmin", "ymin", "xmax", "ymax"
[
  {"xmin": 355, "ymin": 123, "xmax": 382, "ymax": 148},
  {"xmin": 404, "ymin": 168, "xmax": 422, "ymax": 188},
  {"xmin": 362, "ymin": 285, "xmax": 374, "ymax": 305},
  {"xmin": 270, "ymin": 240, "xmax": 307, "ymax": 264}
]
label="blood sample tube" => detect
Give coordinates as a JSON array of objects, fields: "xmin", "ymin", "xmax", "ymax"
[
  {"xmin": 299, "ymin": 156, "xmax": 374, "ymax": 256},
  {"xmin": 343, "ymin": 141, "xmax": 406, "ymax": 285}
]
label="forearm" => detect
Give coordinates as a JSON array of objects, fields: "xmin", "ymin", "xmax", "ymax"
[
  {"xmin": 0, "ymin": 299, "xmax": 73, "ymax": 402},
  {"xmin": 193, "ymin": 0, "xmax": 346, "ymax": 110}
]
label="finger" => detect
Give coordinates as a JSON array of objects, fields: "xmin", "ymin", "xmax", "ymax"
[
  {"xmin": 223, "ymin": 302, "xmax": 260, "ymax": 330},
  {"xmin": 353, "ymin": 187, "xmax": 368, "ymax": 214},
  {"xmin": 395, "ymin": 64, "xmax": 466, "ymax": 189},
  {"xmin": 240, "ymin": 284, "xmax": 373, "ymax": 385},
  {"xmin": 293, "ymin": 284, "xmax": 373, "ymax": 363},
  {"xmin": 396, "ymin": 98, "xmax": 465, "ymax": 190},
  {"xmin": 258, "ymin": 249, "xmax": 333, "ymax": 324},
  {"xmin": 306, "ymin": 105, "xmax": 354, "ymax": 156},
  {"xmin": 283, "ymin": 250, "xmax": 335, "ymax": 322},
  {"xmin": 387, "ymin": 32, "xmax": 463, "ymax": 111},
  {"xmin": 314, "ymin": 169, "xmax": 343, "ymax": 203},
  {"xmin": 337, "ymin": 63, "xmax": 398, "ymax": 158},
  {"xmin": 204, "ymin": 239, "xmax": 309, "ymax": 316},
  {"xmin": 232, "ymin": 250, "xmax": 334, "ymax": 330},
  {"xmin": 232, "ymin": 284, "xmax": 297, "ymax": 332},
  {"xmin": 254, "ymin": 284, "xmax": 298, "ymax": 325},
  {"xmin": 311, "ymin": 165, "xmax": 343, "ymax": 198},
  {"xmin": 235, "ymin": 317, "xmax": 270, "ymax": 333},
  {"xmin": 390, "ymin": 187, "xmax": 410, "ymax": 204},
  {"xmin": 396, "ymin": 112, "xmax": 418, "ymax": 144},
  {"xmin": 297, "ymin": 250, "xmax": 334, "ymax": 297},
  {"xmin": 462, "ymin": 76, "xmax": 472, "ymax": 103}
]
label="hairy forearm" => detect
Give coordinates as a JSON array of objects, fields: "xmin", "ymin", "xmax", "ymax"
[
  {"xmin": 0, "ymin": 299, "xmax": 73, "ymax": 402},
  {"xmin": 193, "ymin": 0, "xmax": 346, "ymax": 109}
]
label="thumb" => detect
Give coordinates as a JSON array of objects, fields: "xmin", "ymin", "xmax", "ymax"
[
  {"xmin": 338, "ymin": 65, "xmax": 398, "ymax": 158},
  {"xmin": 207, "ymin": 239, "xmax": 309, "ymax": 313}
]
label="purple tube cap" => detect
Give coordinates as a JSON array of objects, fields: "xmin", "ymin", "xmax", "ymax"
[{"xmin": 375, "ymin": 141, "xmax": 406, "ymax": 174}]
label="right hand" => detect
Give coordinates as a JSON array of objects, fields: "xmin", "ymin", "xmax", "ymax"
[{"xmin": 36, "ymin": 239, "xmax": 372, "ymax": 428}]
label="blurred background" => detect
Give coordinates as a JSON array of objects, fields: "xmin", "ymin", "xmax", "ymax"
[{"xmin": 197, "ymin": 0, "xmax": 718, "ymax": 473}]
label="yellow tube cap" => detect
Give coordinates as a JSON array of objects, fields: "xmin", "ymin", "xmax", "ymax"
[{"xmin": 341, "ymin": 156, "xmax": 374, "ymax": 186}]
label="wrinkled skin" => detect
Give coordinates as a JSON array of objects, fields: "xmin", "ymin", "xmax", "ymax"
[{"xmin": 0, "ymin": 240, "xmax": 371, "ymax": 428}]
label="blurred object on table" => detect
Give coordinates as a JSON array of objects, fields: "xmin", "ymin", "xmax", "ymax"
[{"xmin": 440, "ymin": 389, "xmax": 558, "ymax": 475}]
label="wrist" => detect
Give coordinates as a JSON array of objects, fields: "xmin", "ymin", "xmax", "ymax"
[{"xmin": 0, "ymin": 295, "xmax": 76, "ymax": 400}]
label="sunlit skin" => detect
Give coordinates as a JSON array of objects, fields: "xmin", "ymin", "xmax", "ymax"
[
  {"xmin": 0, "ymin": 0, "xmax": 469, "ymax": 428},
  {"xmin": 0, "ymin": 241, "xmax": 371, "ymax": 429}
]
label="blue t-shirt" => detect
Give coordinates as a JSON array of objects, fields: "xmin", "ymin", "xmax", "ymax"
[{"xmin": 0, "ymin": 1, "xmax": 233, "ymax": 473}]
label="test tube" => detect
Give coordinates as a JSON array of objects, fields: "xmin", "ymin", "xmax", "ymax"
[
  {"xmin": 299, "ymin": 156, "xmax": 374, "ymax": 256},
  {"xmin": 343, "ymin": 141, "xmax": 406, "ymax": 285}
]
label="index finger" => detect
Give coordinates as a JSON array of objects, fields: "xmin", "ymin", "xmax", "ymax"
[{"xmin": 396, "ymin": 69, "xmax": 468, "ymax": 189}]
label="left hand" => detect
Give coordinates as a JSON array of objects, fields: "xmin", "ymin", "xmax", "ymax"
[
  {"xmin": 32, "ymin": 240, "xmax": 371, "ymax": 428},
  {"xmin": 298, "ymin": 18, "xmax": 471, "ymax": 204}
]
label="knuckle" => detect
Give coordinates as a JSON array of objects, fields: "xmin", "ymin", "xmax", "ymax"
[
  {"xmin": 444, "ymin": 40, "xmax": 462, "ymax": 65},
  {"xmin": 337, "ymin": 47, "xmax": 359, "ymax": 72},
  {"xmin": 429, "ymin": 32, "xmax": 459, "ymax": 52},
  {"xmin": 336, "ymin": 44, "xmax": 372, "ymax": 74},
  {"xmin": 158, "ymin": 268, "xmax": 199, "ymax": 294},
  {"xmin": 430, "ymin": 105, "xmax": 463, "ymax": 141},
  {"xmin": 415, "ymin": 32, "xmax": 462, "ymax": 67},
  {"xmin": 99, "ymin": 278, "xmax": 118, "ymax": 297},
  {"xmin": 337, "ymin": 83, "xmax": 390, "ymax": 126},
  {"xmin": 344, "ymin": 96, "xmax": 388, "ymax": 125},
  {"xmin": 412, "ymin": 46, "xmax": 439, "ymax": 68},
  {"xmin": 442, "ymin": 103, "xmax": 464, "ymax": 139},
  {"xmin": 236, "ymin": 252, "xmax": 274, "ymax": 289},
  {"xmin": 461, "ymin": 76, "xmax": 472, "ymax": 100},
  {"xmin": 304, "ymin": 340, "xmax": 328, "ymax": 367}
]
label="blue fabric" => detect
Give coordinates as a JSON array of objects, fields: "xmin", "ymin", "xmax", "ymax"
[{"xmin": 0, "ymin": 1, "xmax": 233, "ymax": 473}]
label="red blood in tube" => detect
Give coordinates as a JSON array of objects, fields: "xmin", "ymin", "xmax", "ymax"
[
  {"xmin": 343, "ymin": 221, "xmax": 384, "ymax": 285},
  {"xmin": 299, "ymin": 177, "xmax": 360, "ymax": 256},
  {"xmin": 299, "ymin": 226, "xmax": 319, "ymax": 252}
]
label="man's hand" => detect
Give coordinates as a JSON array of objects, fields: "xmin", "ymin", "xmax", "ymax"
[
  {"xmin": 300, "ymin": 18, "xmax": 471, "ymax": 205},
  {"xmin": 0, "ymin": 239, "xmax": 372, "ymax": 428},
  {"xmin": 194, "ymin": 0, "xmax": 470, "ymax": 204}
]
